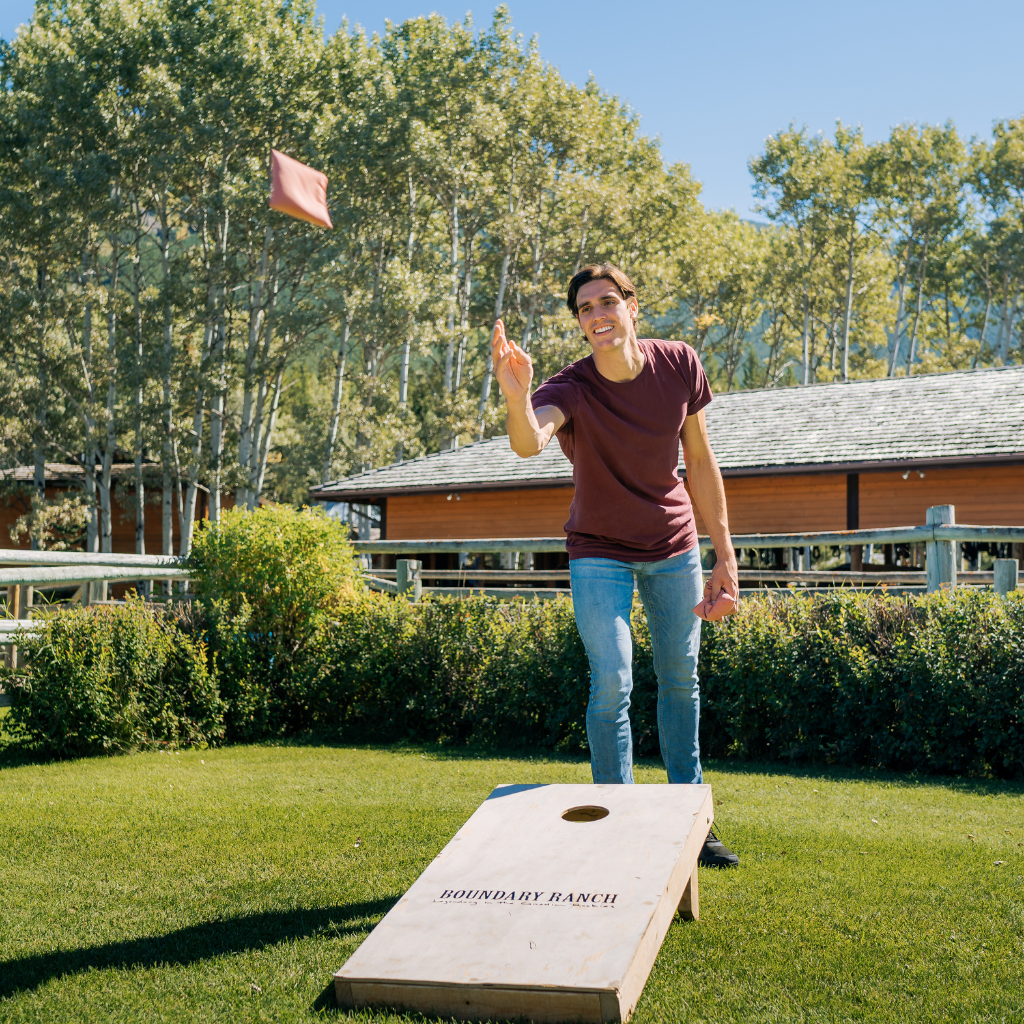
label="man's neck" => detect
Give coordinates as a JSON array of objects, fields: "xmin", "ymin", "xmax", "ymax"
[{"xmin": 592, "ymin": 335, "xmax": 645, "ymax": 383}]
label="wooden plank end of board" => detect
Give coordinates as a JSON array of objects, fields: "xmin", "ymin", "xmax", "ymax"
[
  {"xmin": 599, "ymin": 989, "xmax": 624, "ymax": 1022},
  {"xmin": 333, "ymin": 977, "xmax": 354, "ymax": 1009}
]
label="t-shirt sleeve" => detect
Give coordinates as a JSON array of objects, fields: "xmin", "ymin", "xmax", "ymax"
[
  {"xmin": 531, "ymin": 370, "xmax": 578, "ymax": 423},
  {"xmin": 680, "ymin": 343, "xmax": 713, "ymax": 416}
]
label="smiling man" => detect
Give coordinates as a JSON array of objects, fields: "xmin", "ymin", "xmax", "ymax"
[{"xmin": 490, "ymin": 262, "xmax": 740, "ymax": 868}]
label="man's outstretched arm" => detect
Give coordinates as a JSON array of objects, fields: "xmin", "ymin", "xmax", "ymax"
[
  {"xmin": 681, "ymin": 408, "xmax": 739, "ymax": 604},
  {"xmin": 491, "ymin": 319, "xmax": 565, "ymax": 457}
]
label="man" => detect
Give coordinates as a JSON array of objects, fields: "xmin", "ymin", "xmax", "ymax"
[{"xmin": 490, "ymin": 262, "xmax": 740, "ymax": 868}]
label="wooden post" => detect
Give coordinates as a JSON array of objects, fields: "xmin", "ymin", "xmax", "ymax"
[
  {"xmin": 926, "ymin": 505, "xmax": 956, "ymax": 592},
  {"xmin": 396, "ymin": 559, "xmax": 422, "ymax": 602},
  {"xmin": 679, "ymin": 862, "xmax": 699, "ymax": 921},
  {"xmin": 5, "ymin": 584, "xmax": 21, "ymax": 670},
  {"xmin": 994, "ymin": 558, "xmax": 1019, "ymax": 596}
]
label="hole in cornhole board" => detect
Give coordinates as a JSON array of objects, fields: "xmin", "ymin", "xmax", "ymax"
[{"xmin": 562, "ymin": 805, "xmax": 609, "ymax": 822}]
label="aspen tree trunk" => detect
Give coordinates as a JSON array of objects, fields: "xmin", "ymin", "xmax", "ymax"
[
  {"xmin": 208, "ymin": 319, "xmax": 226, "ymax": 522},
  {"xmin": 181, "ymin": 207, "xmax": 228, "ymax": 553},
  {"xmin": 132, "ymin": 247, "xmax": 145, "ymax": 555},
  {"xmin": 444, "ymin": 188, "xmax": 459, "ymax": 393},
  {"xmin": 322, "ymin": 318, "xmax": 349, "ymax": 483},
  {"xmin": 521, "ymin": 225, "xmax": 546, "ymax": 352},
  {"xmin": 454, "ymin": 237, "xmax": 473, "ymax": 391},
  {"xmin": 801, "ymin": 286, "xmax": 810, "ymax": 386},
  {"xmin": 905, "ymin": 235, "xmax": 929, "ymax": 376},
  {"xmin": 237, "ymin": 231, "xmax": 273, "ymax": 508},
  {"xmin": 158, "ymin": 196, "xmax": 175, "ymax": 557},
  {"xmin": 477, "ymin": 157, "xmax": 517, "ymax": 433},
  {"xmin": 180, "ymin": 287, "xmax": 215, "ymax": 555},
  {"xmin": 999, "ymin": 282, "xmax": 1020, "ymax": 365},
  {"xmin": 397, "ymin": 175, "xmax": 415, "ymax": 431},
  {"xmin": 888, "ymin": 250, "xmax": 910, "ymax": 376},
  {"xmin": 840, "ymin": 219, "xmax": 856, "ymax": 382},
  {"xmin": 478, "ymin": 251, "xmax": 509, "ymax": 436},
  {"xmin": 976, "ymin": 293, "xmax": 992, "ymax": 367},
  {"xmin": 31, "ymin": 265, "xmax": 47, "ymax": 551},
  {"xmin": 100, "ymin": 246, "xmax": 119, "ymax": 556},
  {"xmin": 254, "ymin": 364, "xmax": 284, "ymax": 502},
  {"xmin": 208, "ymin": 210, "xmax": 230, "ymax": 522},
  {"xmin": 80, "ymin": 253, "xmax": 100, "ymax": 562}
]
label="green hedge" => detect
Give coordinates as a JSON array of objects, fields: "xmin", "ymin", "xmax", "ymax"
[
  {"xmin": 187, "ymin": 503, "xmax": 365, "ymax": 740},
  {"xmin": 5, "ymin": 596, "xmax": 222, "ymax": 757},
  {"xmin": 305, "ymin": 588, "xmax": 1024, "ymax": 780},
  {"xmin": 5, "ymin": 504, "xmax": 1022, "ymax": 777}
]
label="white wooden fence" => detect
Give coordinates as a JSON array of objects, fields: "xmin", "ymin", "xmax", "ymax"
[{"xmin": 1, "ymin": 505, "xmax": 1020, "ymax": 705}]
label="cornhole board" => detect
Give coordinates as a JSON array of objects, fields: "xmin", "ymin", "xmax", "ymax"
[{"xmin": 334, "ymin": 782, "xmax": 714, "ymax": 1023}]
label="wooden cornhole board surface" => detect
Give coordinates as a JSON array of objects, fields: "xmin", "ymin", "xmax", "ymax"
[{"xmin": 335, "ymin": 782, "xmax": 714, "ymax": 1023}]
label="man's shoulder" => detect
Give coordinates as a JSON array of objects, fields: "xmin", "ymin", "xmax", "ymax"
[
  {"xmin": 641, "ymin": 338, "xmax": 699, "ymax": 361},
  {"xmin": 536, "ymin": 354, "xmax": 594, "ymax": 389}
]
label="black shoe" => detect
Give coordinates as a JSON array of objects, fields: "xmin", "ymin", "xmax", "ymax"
[{"xmin": 699, "ymin": 826, "xmax": 739, "ymax": 868}]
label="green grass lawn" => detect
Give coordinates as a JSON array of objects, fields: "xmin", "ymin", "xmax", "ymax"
[{"xmin": 0, "ymin": 733, "xmax": 1022, "ymax": 1023}]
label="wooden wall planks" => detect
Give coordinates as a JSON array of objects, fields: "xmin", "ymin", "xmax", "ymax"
[
  {"xmin": 0, "ymin": 485, "xmax": 222, "ymax": 554},
  {"xmin": 383, "ymin": 465, "xmax": 1023, "ymax": 542},
  {"xmin": 858, "ymin": 465, "xmax": 1024, "ymax": 527},
  {"xmin": 387, "ymin": 488, "xmax": 574, "ymax": 540},
  {"xmin": 687, "ymin": 474, "xmax": 849, "ymax": 536}
]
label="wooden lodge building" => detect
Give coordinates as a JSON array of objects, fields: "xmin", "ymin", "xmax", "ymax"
[
  {"xmin": 0, "ymin": 464, "xmax": 213, "ymax": 555},
  {"xmin": 311, "ymin": 365, "xmax": 1024, "ymax": 570}
]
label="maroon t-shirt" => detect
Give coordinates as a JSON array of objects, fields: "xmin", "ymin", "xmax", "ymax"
[{"xmin": 531, "ymin": 338, "xmax": 712, "ymax": 561}]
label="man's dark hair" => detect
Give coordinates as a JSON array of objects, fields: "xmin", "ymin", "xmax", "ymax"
[{"xmin": 566, "ymin": 262, "xmax": 638, "ymax": 318}]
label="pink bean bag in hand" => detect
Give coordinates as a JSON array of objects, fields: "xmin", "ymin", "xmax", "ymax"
[
  {"xmin": 269, "ymin": 149, "xmax": 333, "ymax": 228},
  {"xmin": 692, "ymin": 580, "xmax": 738, "ymax": 622}
]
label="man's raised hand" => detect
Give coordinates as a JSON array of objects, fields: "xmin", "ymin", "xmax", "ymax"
[{"xmin": 491, "ymin": 319, "xmax": 533, "ymax": 404}]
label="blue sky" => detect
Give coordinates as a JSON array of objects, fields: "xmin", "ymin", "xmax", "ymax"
[{"xmin": 5, "ymin": 1, "xmax": 1024, "ymax": 214}]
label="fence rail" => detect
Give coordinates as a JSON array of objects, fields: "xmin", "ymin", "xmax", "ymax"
[
  {"xmin": 0, "ymin": 550, "xmax": 184, "ymax": 569},
  {"xmin": 0, "ymin": 566, "xmax": 189, "ymax": 588},
  {"xmin": 367, "ymin": 567, "xmax": 998, "ymax": 586},
  {"xmin": 351, "ymin": 524, "xmax": 1024, "ymax": 555},
  {"xmin": 0, "ymin": 512, "xmax": 1019, "ymax": 629}
]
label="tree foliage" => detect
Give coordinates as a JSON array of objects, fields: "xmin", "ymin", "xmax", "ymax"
[{"xmin": 1, "ymin": 2, "xmax": 1021, "ymax": 542}]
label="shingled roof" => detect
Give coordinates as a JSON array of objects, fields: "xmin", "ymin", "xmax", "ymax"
[{"xmin": 311, "ymin": 364, "xmax": 1024, "ymax": 501}]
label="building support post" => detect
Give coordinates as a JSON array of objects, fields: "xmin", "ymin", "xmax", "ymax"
[
  {"xmin": 396, "ymin": 559, "xmax": 422, "ymax": 603},
  {"xmin": 994, "ymin": 558, "xmax": 1019, "ymax": 596},
  {"xmin": 847, "ymin": 474, "xmax": 862, "ymax": 571},
  {"xmin": 926, "ymin": 504, "xmax": 956, "ymax": 592}
]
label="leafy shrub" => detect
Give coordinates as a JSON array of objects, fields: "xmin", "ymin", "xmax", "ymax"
[
  {"xmin": 303, "ymin": 587, "xmax": 1024, "ymax": 779},
  {"xmin": 187, "ymin": 504, "xmax": 365, "ymax": 740},
  {"xmin": 7, "ymin": 596, "xmax": 222, "ymax": 758},
  {"xmin": 699, "ymin": 589, "xmax": 1024, "ymax": 778}
]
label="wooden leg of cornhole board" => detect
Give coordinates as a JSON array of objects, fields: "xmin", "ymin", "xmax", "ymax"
[{"xmin": 679, "ymin": 862, "xmax": 699, "ymax": 921}]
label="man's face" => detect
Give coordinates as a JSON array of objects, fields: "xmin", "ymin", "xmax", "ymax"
[{"xmin": 575, "ymin": 279, "xmax": 638, "ymax": 354}]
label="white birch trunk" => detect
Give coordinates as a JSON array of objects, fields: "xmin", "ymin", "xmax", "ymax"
[
  {"xmin": 905, "ymin": 235, "xmax": 930, "ymax": 376},
  {"xmin": 253, "ymin": 364, "xmax": 284, "ymax": 504},
  {"xmin": 237, "ymin": 230, "xmax": 273, "ymax": 507},
  {"xmin": 477, "ymin": 251, "xmax": 509, "ymax": 436},
  {"xmin": 840, "ymin": 219, "xmax": 856, "ymax": 382},
  {"xmin": 444, "ymin": 188, "xmax": 459, "ymax": 393},
  {"xmin": 322, "ymin": 318, "xmax": 349, "ymax": 483}
]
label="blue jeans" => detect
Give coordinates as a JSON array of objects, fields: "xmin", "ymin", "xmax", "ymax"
[{"xmin": 570, "ymin": 547, "xmax": 704, "ymax": 785}]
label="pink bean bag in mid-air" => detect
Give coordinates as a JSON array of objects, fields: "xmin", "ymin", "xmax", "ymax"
[
  {"xmin": 692, "ymin": 580, "xmax": 738, "ymax": 621},
  {"xmin": 269, "ymin": 149, "xmax": 333, "ymax": 228}
]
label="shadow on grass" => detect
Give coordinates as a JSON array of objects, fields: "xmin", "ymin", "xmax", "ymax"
[
  {"xmin": 0, "ymin": 898, "xmax": 397, "ymax": 1001},
  {"xmin": 3, "ymin": 720, "xmax": 1022, "ymax": 799}
]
